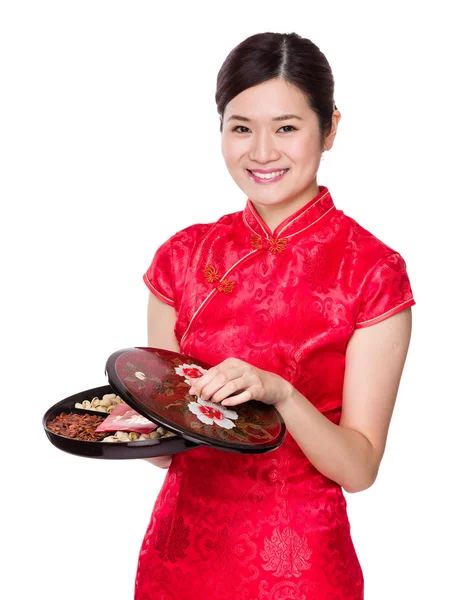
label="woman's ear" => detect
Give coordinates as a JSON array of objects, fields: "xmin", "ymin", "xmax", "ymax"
[{"xmin": 323, "ymin": 109, "xmax": 341, "ymax": 151}]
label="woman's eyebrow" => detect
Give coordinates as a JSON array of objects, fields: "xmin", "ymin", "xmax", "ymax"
[{"xmin": 227, "ymin": 113, "xmax": 303, "ymax": 122}]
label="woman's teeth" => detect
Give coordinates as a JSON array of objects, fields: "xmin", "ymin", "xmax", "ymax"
[{"xmin": 249, "ymin": 169, "xmax": 289, "ymax": 179}]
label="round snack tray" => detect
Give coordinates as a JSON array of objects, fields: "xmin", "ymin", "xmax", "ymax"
[{"xmin": 43, "ymin": 347, "xmax": 286, "ymax": 459}]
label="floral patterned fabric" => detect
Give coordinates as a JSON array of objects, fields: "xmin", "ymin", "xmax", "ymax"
[{"xmin": 136, "ymin": 186, "xmax": 415, "ymax": 599}]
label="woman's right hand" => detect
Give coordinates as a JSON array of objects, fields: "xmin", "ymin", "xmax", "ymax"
[{"xmin": 144, "ymin": 455, "xmax": 173, "ymax": 469}]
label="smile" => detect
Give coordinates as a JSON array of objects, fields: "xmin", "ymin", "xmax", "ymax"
[{"xmin": 247, "ymin": 169, "xmax": 289, "ymax": 183}]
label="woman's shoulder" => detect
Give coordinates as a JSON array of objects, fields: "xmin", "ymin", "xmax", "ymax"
[
  {"xmin": 334, "ymin": 208, "xmax": 405, "ymax": 266},
  {"xmin": 164, "ymin": 209, "xmax": 243, "ymax": 246}
]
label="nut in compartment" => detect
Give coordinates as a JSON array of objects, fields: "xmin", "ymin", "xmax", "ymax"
[
  {"xmin": 75, "ymin": 392, "xmax": 124, "ymax": 414},
  {"xmin": 102, "ymin": 428, "xmax": 177, "ymax": 443}
]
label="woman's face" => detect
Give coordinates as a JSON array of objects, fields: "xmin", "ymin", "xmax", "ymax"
[{"xmin": 221, "ymin": 77, "xmax": 340, "ymax": 213}]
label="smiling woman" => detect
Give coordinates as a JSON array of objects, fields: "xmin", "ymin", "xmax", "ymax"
[
  {"xmin": 219, "ymin": 77, "xmax": 340, "ymax": 230},
  {"xmin": 136, "ymin": 31, "xmax": 415, "ymax": 600}
]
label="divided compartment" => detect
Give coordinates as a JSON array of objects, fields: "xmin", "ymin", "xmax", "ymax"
[
  {"xmin": 72, "ymin": 390, "xmax": 125, "ymax": 417},
  {"xmin": 43, "ymin": 384, "xmax": 200, "ymax": 459},
  {"xmin": 73, "ymin": 406, "xmax": 114, "ymax": 417}
]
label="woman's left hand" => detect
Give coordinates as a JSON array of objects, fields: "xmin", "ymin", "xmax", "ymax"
[{"xmin": 187, "ymin": 357, "xmax": 292, "ymax": 408}]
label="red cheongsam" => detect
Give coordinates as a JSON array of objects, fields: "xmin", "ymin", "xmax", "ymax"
[{"xmin": 135, "ymin": 186, "xmax": 416, "ymax": 600}]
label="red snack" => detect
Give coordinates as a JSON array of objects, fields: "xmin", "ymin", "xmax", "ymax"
[
  {"xmin": 94, "ymin": 403, "xmax": 156, "ymax": 434},
  {"xmin": 47, "ymin": 412, "xmax": 108, "ymax": 441}
]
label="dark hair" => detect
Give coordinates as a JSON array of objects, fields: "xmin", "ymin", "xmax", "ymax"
[{"xmin": 216, "ymin": 32, "xmax": 337, "ymax": 146}]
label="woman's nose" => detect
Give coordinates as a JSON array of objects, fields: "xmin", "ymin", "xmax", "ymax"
[{"xmin": 248, "ymin": 132, "xmax": 280, "ymax": 163}]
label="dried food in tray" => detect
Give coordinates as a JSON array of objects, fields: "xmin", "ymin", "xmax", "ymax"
[{"xmin": 42, "ymin": 384, "xmax": 199, "ymax": 459}]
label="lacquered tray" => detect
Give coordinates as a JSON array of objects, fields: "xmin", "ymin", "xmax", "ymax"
[
  {"xmin": 43, "ymin": 347, "xmax": 286, "ymax": 459},
  {"xmin": 105, "ymin": 347, "xmax": 286, "ymax": 454}
]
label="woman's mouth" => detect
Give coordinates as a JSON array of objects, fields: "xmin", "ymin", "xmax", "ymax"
[{"xmin": 246, "ymin": 168, "xmax": 289, "ymax": 184}]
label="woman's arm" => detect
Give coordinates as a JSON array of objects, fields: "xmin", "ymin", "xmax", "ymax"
[
  {"xmin": 144, "ymin": 292, "xmax": 180, "ymax": 468},
  {"xmin": 276, "ymin": 308, "xmax": 413, "ymax": 492},
  {"xmin": 147, "ymin": 292, "xmax": 180, "ymax": 352},
  {"xmin": 189, "ymin": 307, "xmax": 413, "ymax": 493}
]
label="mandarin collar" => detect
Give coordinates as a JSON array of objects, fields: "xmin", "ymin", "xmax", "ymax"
[{"xmin": 243, "ymin": 186, "xmax": 335, "ymax": 241}]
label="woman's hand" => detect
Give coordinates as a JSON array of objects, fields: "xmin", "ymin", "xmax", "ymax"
[
  {"xmin": 187, "ymin": 357, "xmax": 292, "ymax": 408},
  {"xmin": 143, "ymin": 455, "xmax": 173, "ymax": 469}
]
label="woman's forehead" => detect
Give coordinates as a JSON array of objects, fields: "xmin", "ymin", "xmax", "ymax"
[{"xmin": 226, "ymin": 80, "xmax": 311, "ymax": 120}]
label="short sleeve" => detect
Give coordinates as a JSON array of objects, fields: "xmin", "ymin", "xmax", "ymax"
[
  {"xmin": 143, "ymin": 236, "xmax": 176, "ymax": 307},
  {"xmin": 143, "ymin": 223, "xmax": 209, "ymax": 309},
  {"xmin": 355, "ymin": 252, "xmax": 416, "ymax": 329}
]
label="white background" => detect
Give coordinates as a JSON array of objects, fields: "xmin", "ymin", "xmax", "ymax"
[{"xmin": 1, "ymin": 1, "xmax": 469, "ymax": 598}]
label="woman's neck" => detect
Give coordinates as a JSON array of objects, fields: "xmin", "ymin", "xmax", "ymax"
[{"xmin": 251, "ymin": 181, "xmax": 320, "ymax": 234}]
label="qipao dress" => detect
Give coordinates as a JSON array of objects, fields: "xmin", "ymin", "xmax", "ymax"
[{"xmin": 135, "ymin": 186, "xmax": 416, "ymax": 600}]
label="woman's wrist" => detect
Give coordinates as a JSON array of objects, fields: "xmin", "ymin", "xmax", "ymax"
[{"xmin": 273, "ymin": 377, "xmax": 295, "ymax": 411}]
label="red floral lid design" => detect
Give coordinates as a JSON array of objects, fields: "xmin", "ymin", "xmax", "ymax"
[{"xmin": 105, "ymin": 347, "xmax": 286, "ymax": 453}]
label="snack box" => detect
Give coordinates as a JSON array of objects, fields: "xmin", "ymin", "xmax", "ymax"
[{"xmin": 42, "ymin": 347, "xmax": 286, "ymax": 459}]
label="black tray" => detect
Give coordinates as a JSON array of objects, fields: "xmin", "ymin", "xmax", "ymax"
[{"xmin": 42, "ymin": 384, "xmax": 200, "ymax": 459}]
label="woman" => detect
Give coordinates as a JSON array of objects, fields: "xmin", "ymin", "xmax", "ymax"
[{"xmin": 135, "ymin": 32, "xmax": 415, "ymax": 599}]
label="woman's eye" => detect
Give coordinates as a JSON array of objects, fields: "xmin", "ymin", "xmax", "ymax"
[{"xmin": 231, "ymin": 125, "xmax": 297, "ymax": 133}]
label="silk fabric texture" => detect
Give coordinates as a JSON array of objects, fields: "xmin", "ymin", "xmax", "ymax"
[{"xmin": 135, "ymin": 186, "xmax": 416, "ymax": 599}]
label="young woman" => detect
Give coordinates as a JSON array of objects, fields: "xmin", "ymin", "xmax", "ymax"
[{"xmin": 135, "ymin": 32, "xmax": 415, "ymax": 599}]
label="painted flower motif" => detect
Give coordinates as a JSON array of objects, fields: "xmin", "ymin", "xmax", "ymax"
[
  {"xmin": 261, "ymin": 527, "xmax": 312, "ymax": 578},
  {"xmin": 135, "ymin": 371, "xmax": 146, "ymax": 380},
  {"xmin": 174, "ymin": 363, "xmax": 208, "ymax": 384},
  {"xmin": 188, "ymin": 398, "xmax": 238, "ymax": 429}
]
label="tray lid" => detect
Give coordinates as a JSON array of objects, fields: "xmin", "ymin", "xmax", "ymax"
[{"xmin": 105, "ymin": 347, "xmax": 286, "ymax": 454}]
